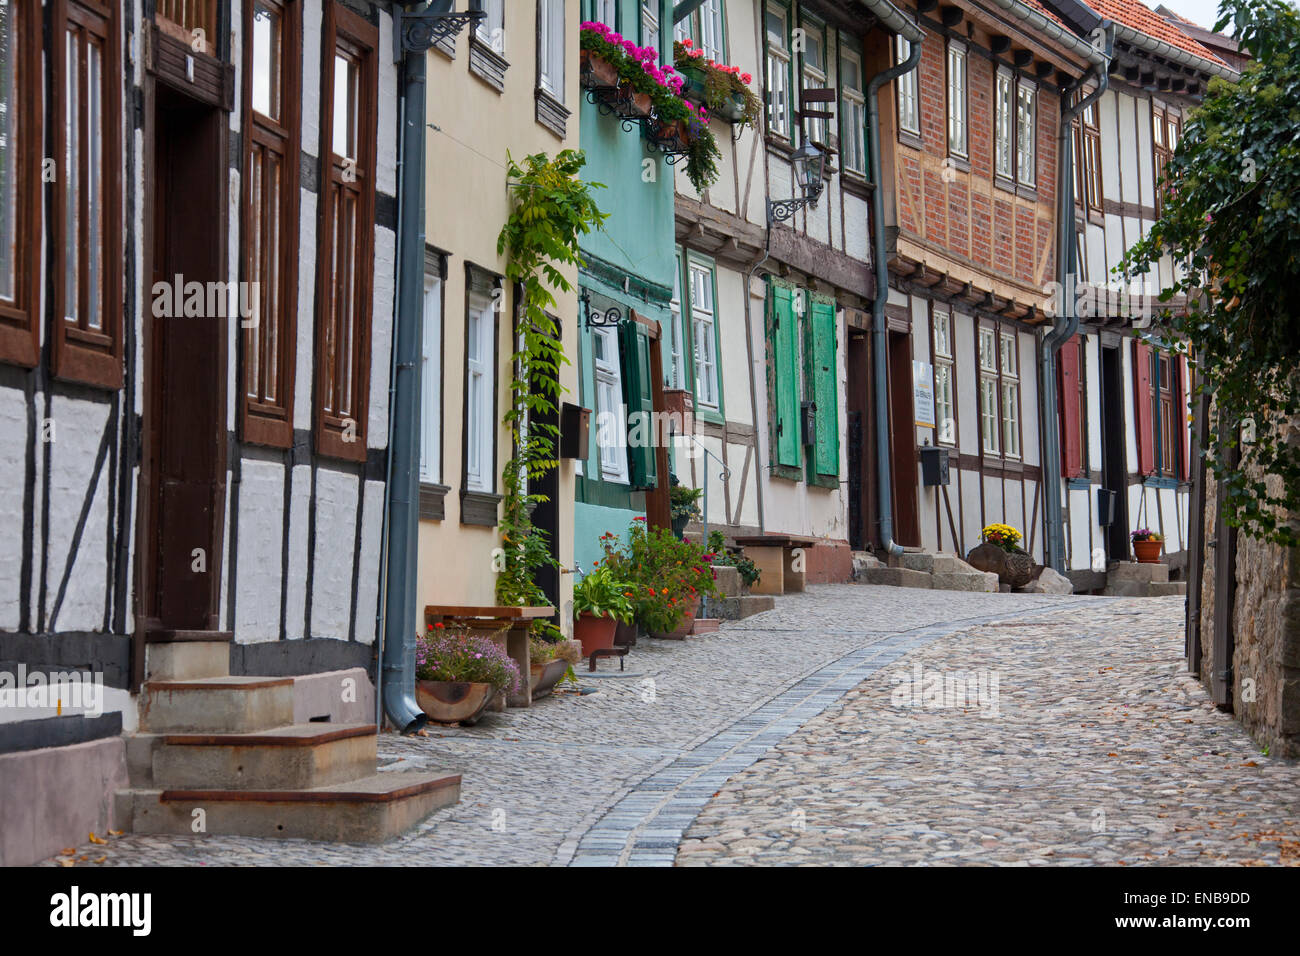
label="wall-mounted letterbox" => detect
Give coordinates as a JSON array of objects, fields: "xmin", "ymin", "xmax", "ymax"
[
  {"xmin": 1097, "ymin": 488, "xmax": 1118, "ymax": 526},
  {"xmin": 919, "ymin": 444, "xmax": 950, "ymax": 486},
  {"xmin": 560, "ymin": 403, "xmax": 590, "ymax": 461},
  {"xmin": 801, "ymin": 400, "xmax": 817, "ymax": 448}
]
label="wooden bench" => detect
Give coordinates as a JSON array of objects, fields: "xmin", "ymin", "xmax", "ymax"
[
  {"xmin": 423, "ymin": 605, "xmax": 554, "ymax": 708},
  {"xmin": 731, "ymin": 535, "xmax": 816, "ymax": 595}
]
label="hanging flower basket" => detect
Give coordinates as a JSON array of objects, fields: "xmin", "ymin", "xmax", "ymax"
[{"xmin": 579, "ymin": 48, "xmax": 620, "ymax": 89}]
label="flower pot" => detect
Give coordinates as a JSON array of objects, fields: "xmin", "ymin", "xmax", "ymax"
[
  {"xmin": 650, "ymin": 598, "xmax": 700, "ymax": 641},
  {"xmin": 415, "ymin": 681, "xmax": 497, "ymax": 727},
  {"xmin": 1133, "ymin": 539, "xmax": 1164, "ymax": 564},
  {"xmin": 528, "ymin": 658, "xmax": 568, "ymax": 701},
  {"xmin": 623, "ymin": 84, "xmax": 653, "ymax": 117},
  {"xmin": 574, "ymin": 611, "xmax": 618, "ymax": 656},
  {"xmin": 648, "ymin": 117, "xmax": 691, "ymax": 152},
  {"xmin": 677, "ymin": 63, "xmax": 709, "ymax": 104},
  {"xmin": 663, "ymin": 388, "xmax": 693, "ymax": 422},
  {"xmin": 966, "ymin": 541, "xmax": 1036, "ymax": 588},
  {"xmin": 671, "ymin": 513, "xmax": 691, "ymax": 539},
  {"xmin": 580, "ymin": 49, "xmax": 620, "ymax": 88}
]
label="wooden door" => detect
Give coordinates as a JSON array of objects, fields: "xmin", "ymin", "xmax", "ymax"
[
  {"xmin": 846, "ymin": 329, "xmax": 872, "ymax": 551},
  {"xmin": 888, "ymin": 330, "xmax": 921, "ymax": 548},
  {"xmin": 1100, "ymin": 345, "xmax": 1129, "ymax": 562}
]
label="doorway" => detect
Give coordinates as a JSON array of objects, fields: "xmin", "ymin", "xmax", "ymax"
[
  {"xmin": 1100, "ymin": 345, "xmax": 1129, "ymax": 562},
  {"xmin": 888, "ymin": 330, "xmax": 921, "ymax": 547},
  {"xmin": 846, "ymin": 329, "xmax": 872, "ymax": 551},
  {"xmin": 139, "ymin": 85, "xmax": 228, "ymax": 637}
]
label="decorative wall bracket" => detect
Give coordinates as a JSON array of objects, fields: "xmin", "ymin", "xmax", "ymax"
[
  {"xmin": 767, "ymin": 188, "xmax": 824, "ymax": 225},
  {"xmin": 393, "ymin": 6, "xmax": 485, "ymax": 59}
]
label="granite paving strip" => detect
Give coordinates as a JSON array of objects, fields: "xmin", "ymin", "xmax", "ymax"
[
  {"xmin": 34, "ymin": 586, "xmax": 1096, "ymax": 867},
  {"xmin": 677, "ymin": 597, "xmax": 1300, "ymax": 866}
]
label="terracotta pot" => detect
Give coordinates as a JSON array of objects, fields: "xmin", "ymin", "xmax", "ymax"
[
  {"xmin": 663, "ymin": 388, "xmax": 694, "ymax": 423},
  {"xmin": 624, "ymin": 85, "xmax": 653, "ymax": 117},
  {"xmin": 415, "ymin": 681, "xmax": 496, "ymax": 727},
  {"xmin": 580, "ymin": 49, "xmax": 620, "ymax": 88},
  {"xmin": 1133, "ymin": 538, "xmax": 1164, "ymax": 564},
  {"xmin": 650, "ymin": 598, "xmax": 700, "ymax": 641},
  {"xmin": 575, "ymin": 612, "xmax": 618, "ymax": 656},
  {"xmin": 528, "ymin": 658, "xmax": 568, "ymax": 701}
]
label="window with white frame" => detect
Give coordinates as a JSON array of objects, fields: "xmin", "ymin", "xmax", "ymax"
[
  {"xmin": 472, "ymin": 0, "xmax": 504, "ymax": 52},
  {"xmin": 979, "ymin": 327, "xmax": 1000, "ymax": 455},
  {"xmin": 933, "ymin": 310, "xmax": 955, "ymax": 445},
  {"xmin": 676, "ymin": 0, "xmax": 724, "ymax": 60},
  {"xmin": 420, "ymin": 274, "xmax": 443, "ymax": 484},
  {"xmin": 994, "ymin": 68, "xmax": 1014, "ymax": 180},
  {"xmin": 465, "ymin": 291, "xmax": 496, "ymax": 492},
  {"xmin": 1016, "ymin": 80, "xmax": 1037, "ymax": 187},
  {"xmin": 593, "ymin": 0, "xmax": 617, "ymax": 29},
  {"xmin": 592, "ymin": 325, "xmax": 629, "ymax": 483},
  {"xmin": 946, "ymin": 41, "xmax": 967, "ymax": 159},
  {"xmin": 538, "ymin": 0, "xmax": 565, "ymax": 100},
  {"xmin": 666, "ymin": 254, "xmax": 686, "ymax": 389},
  {"xmin": 839, "ymin": 42, "xmax": 866, "ymax": 176},
  {"xmin": 895, "ymin": 34, "xmax": 919, "ymax": 136},
  {"xmin": 765, "ymin": 4, "xmax": 791, "ymax": 139},
  {"xmin": 801, "ymin": 19, "xmax": 828, "ymax": 146},
  {"xmin": 689, "ymin": 262, "xmax": 719, "ymax": 410},
  {"xmin": 1000, "ymin": 332, "xmax": 1020, "ymax": 458},
  {"xmin": 641, "ymin": 0, "xmax": 658, "ymax": 46}
]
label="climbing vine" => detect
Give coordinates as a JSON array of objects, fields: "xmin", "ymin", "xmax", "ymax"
[
  {"xmin": 1120, "ymin": 0, "xmax": 1300, "ymax": 547},
  {"xmin": 495, "ymin": 150, "xmax": 607, "ymax": 635}
]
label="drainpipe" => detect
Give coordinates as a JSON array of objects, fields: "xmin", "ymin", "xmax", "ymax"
[
  {"xmin": 1039, "ymin": 25, "xmax": 1112, "ymax": 572},
  {"xmin": 866, "ymin": 22, "xmax": 923, "ymax": 559},
  {"xmin": 380, "ymin": 2, "xmax": 441, "ymax": 735}
]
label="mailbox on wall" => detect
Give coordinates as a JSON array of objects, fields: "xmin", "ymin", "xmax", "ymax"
[
  {"xmin": 919, "ymin": 444, "xmax": 950, "ymax": 486},
  {"xmin": 560, "ymin": 404, "xmax": 590, "ymax": 461},
  {"xmin": 1097, "ymin": 488, "xmax": 1118, "ymax": 526}
]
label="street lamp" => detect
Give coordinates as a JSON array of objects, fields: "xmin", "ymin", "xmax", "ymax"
[{"xmin": 767, "ymin": 141, "xmax": 827, "ymax": 225}]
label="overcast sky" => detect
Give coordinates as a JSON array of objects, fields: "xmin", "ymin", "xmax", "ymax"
[{"xmin": 1153, "ymin": 0, "xmax": 1224, "ymax": 29}]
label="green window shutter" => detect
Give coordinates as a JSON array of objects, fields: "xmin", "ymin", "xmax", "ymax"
[
  {"xmin": 810, "ymin": 300, "xmax": 839, "ymax": 476},
  {"xmin": 771, "ymin": 284, "xmax": 801, "ymax": 468},
  {"xmin": 621, "ymin": 320, "xmax": 658, "ymax": 490}
]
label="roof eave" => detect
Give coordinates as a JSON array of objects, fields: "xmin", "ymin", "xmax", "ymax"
[{"xmin": 1113, "ymin": 21, "xmax": 1239, "ymax": 81}]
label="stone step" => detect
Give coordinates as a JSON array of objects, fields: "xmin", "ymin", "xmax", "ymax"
[
  {"xmin": 139, "ymin": 676, "xmax": 295, "ymax": 734},
  {"xmin": 711, "ymin": 594, "xmax": 776, "ymax": 620},
  {"xmin": 1108, "ymin": 561, "xmax": 1170, "ymax": 584},
  {"xmin": 854, "ymin": 567, "xmax": 932, "ymax": 589},
  {"xmin": 150, "ymin": 723, "xmax": 379, "ymax": 791},
  {"xmin": 1149, "ymin": 581, "xmax": 1188, "ymax": 596},
  {"xmin": 1103, "ymin": 579, "xmax": 1187, "ymax": 597},
  {"xmin": 851, "ymin": 551, "xmax": 885, "ymax": 580},
  {"xmin": 119, "ymin": 770, "xmax": 461, "ymax": 844},
  {"xmin": 690, "ymin": 618, "xmax": 722, "ymax": 635},
  {"xmin": 145, "ymin": 641, "xmax": 231, "ymax": 682},
  {"xmin": 710, "ymin": 565, "xmax": 743, "ymax": 598},
  {"xmin": 931, "ymin": 570, "xmax": 1000, "ymax": 593}
]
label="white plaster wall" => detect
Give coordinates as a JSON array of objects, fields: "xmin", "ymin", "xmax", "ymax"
[
  {"xmin": 368, "ymin": 224, "xmax": 396, "ymax": 450},
  {"xmin": 309, "ymin": 468, "xmax": 360, "ymax": 639},
  {"xmin": 354, "ymin": 478, "xmax": 385, "ymax": 646},
  {"xmin": 284, "ymin": 464, "xmax": 313, "ymax": 640},
  {"xmin": 234, "ymin": 459, "xmax": 287, "ymax": 644},
  {"xmin": 0, "ymin": 386, "xmax": 27, "ymax": 630},
  {"xmin": 716, "ymin": 267, "xmax": 753, "ymax": 427}
]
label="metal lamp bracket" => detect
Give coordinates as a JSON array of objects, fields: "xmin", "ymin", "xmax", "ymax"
[{"xmin": 394, "ymin": 6, "xmax": 486, "ymax": 59}]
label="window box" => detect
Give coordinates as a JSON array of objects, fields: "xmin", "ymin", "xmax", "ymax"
[{"xmin": 579, "ymin": 48, "xmax": 620, "ymax": 88}]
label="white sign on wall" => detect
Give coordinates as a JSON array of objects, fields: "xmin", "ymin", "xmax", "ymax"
[{"xmin": 913, "ymin": 360, "xmax": 935, "ymax": 428}]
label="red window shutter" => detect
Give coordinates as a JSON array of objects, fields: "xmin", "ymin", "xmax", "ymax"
[
  {"xmin": 1180, "ymin": 355, "xmax": 1192, "ymax": 480},
  {"xmin": 1058, "ymin": 335, "xmax": 1083, "ymax": 478},
  {"xmin": 1134, "ymin": 341, "xmax": 1156, "ymax": 476}
]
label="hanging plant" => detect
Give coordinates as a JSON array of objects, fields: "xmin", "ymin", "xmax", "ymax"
[
  {"xmin": 673, "ymin": 40, "xmax": 763, "ymax": 130},
  {"xmin": 495, "ymin": 150, "xmax": 607, "ymax": 638}
]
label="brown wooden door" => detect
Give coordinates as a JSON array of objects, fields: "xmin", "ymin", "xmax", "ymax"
[
  {"xmin": 142, "ymin": 86, "xmax": 228, "ymax": 633},
  {"xmin": 846, "ymin": 329, "xmax": 873, "ymax": 551},
  {"xmin": 887, "ymin": 330, "xmax": 921, "ymax": 548}
]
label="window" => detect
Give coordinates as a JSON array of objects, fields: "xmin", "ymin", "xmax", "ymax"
[
  {"xmin": 946, "ymin": 41, "xmax": 968, "ymax": 159},
  {"xmin": 464, "ymin": 281, "xmax": 498, "ymax": 493},
  {"xmin": 933, "ymin": 311, "xmax": 955, "ymax": 445},
  {"xmin": 677, "ymin": 0, "xmax": 725, "ymax": 61},
  {"xmin": 1074, "ymin": 93, "xmax": 1102, "ymax": 214},
  {"xmin": 641, "ymin": 0, "xmax": 659, "ymax": 47},
  {"xmin": 420, "ymin": 272, "xmax": 443, "ymax": 485},
  {"xmin": 994, "ymin": 69, "xmax": 1013, "ymax": 180},
  {"xmin": 895, "ymin": 35, "xmax": 919, "ymax": 137},
  {"xmin": 1016, "ymin": 81, "xmax": 1037, "ymax": 187},
  {"xmin": 666, "ymin": 253, "xmax": 686, "ymax": 389},
  {"xmin": 839, "ymin": 42, "xmax": 866, "ymax": 176},
  {"xmin": 800, "ymin": 18, "xmax": 828, "ymax": 147},
  {"xmin": 979, "ymin": 328, "xmax": 1000, "ymax": 455},
  {"xmin": 538, "ymin": 0, "xmax": 565, "ymax": 100},
  {"xmin": 592, "ymin": 325, "xmax": 629, "ymax": 483},
  {"xmin": 688, "ymin": 262, "xmax": 719, "ymax": 411},
  {"xmin": 592, "ymin": 0, "xmax": 617, "ymax": 29},
  {"xmin": 157, "ymin": 0, "xmax": 217, "ymax": 38},
  {"xmin": 52, "ymin": 0, "xmax": 123, "ymax": 388},
  {"xmin": 315, "ymin": 4, "xmax": 378, "ymax": 461},
  {"xmin": 472, "ymin": 0, "xmax": 505, "ymax": 53},
  {"xmin": 0, "ymin": 0, "xmax": 39, "ymax": 367},
  {"xmin": 765, "ymin": 4, "xmax": 791, "ymax": 139},
  {"xmin": 242, "ymin": 0, "xmax": 301, "ymax": 448},
  {"xmin": 1153, "ymin": 104, "xmax": 1180, "ymax": 214},
  {"xmin": 999, "ymin": 332, "xmax": 1020, "ymax": 459}
]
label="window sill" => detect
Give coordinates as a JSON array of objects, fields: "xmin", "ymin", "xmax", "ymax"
[
  {"xmin": 460, "ymin": 488, "xmax": 502, "ymax": 527},
  {"xmin": 897, "ymin": 129, "xmax": 924, "ymax": 151},
  {"xmin": 1142, "ymin": 475, "xmax": 1179, "ymax": 490},
  {"xmin": 946, "ymin": 153, "xmax": 971, "ymax": 174},
  {"xmin": 1016, "ymin": 183, "xmax": 1038, "ymax": 202},
  {"xmin": 769, "ymin": 462, "xmax": 804, "ymax": 483},
  {"xmin": 840, "ymin": 172, "xmax": 874, "ymax": 199},
  {"xmin": 764, "ymin": 133, "xmax": 794, "ymax": 159},
  {"xmin": 694, "ymin": 404, "xmax": 724, "ymax": 426},
  {"xmin": 468, "ymin": 37, "xmax": 508, "ymax": 93},
  {"xmin": 419, "ymin": 482, "xmax": 449, "ymax": 521},
  {"xmin": 994, "ymin": 175, "xmax": 1017, "ymax": 195},
  {"xmin": 535, "ymin": 88, "xmax": 569, "ymax": 139}
]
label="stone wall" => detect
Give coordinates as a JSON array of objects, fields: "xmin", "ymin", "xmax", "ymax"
[{"xmin": 1198, "ymin": 433, "xmax": 1300, "ymax": 757}]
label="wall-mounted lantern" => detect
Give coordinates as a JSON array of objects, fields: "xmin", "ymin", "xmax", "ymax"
[{"xmin": 767, "ymin": 141, "xmax": 827, "ymax": 225}]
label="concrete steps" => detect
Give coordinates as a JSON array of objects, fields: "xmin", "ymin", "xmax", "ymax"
[
  {"xmin": 852, "ymin": 551, "xmax": 998, "ymax": 592},
  {"xmin": 119, "ymin": 641, "xmax": 460, "ymax": 843},
  {"xmin": 689, "ymin": 618, "xmax": 722, "ymax": 635},
  {"xmin": 1102, "ymin": 561, "xmax": 1187, "ymax": 597},
  {"xmin": 708, "ymin": 564, "xmax": 775, "ymax": 620}
]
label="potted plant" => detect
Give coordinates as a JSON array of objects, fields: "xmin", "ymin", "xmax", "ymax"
[
  {"xmin": 414, "ymin": 625, "xmax": 522, "ymax": 726},
  {"xmin": 707, "ymin": 530, "xmax": 761, "ymax": 589},
  {"xmin": 673, "ymin": 40, "xmax": 763, "ymax": 129},
  {"xmin": 573, "ymin": 564, "xmax": 635, "ymax": 657},
  {"xmin": 1131, "ymin": 529, "xmax": 1165, "ymax": 564},
  {"xmin": 528, "ymin": 636, "xmax": 584, "ymax": 700},
  {"xmin": 616, "ymin": 517, "xmax": 719, "ymax": 638},
  {"xmin": 966, "ymin": 523, "xmax": 1035, "ymax": 588},
  {"xmin": 670, "ymin": 483, "xmax": 703, "ymax": 538}
]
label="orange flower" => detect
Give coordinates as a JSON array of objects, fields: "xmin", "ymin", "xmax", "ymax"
[{"xmin": 661, "ymin": 588, "xmax": 669, "ymax": 595}]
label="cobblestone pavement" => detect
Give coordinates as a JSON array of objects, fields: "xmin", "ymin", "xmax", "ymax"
[
  {"xmin": 679, "ymin": 596, "xmax": 1300, "ymax": 866},
  {"xmin": 39, "ymin": 586, "xmax": 1298, "ymax": 867}
]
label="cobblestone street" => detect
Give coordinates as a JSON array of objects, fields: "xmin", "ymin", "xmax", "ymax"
[{"xmin": 42, "ymin": 585, "xmax": 1300, "ymax": 867}]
